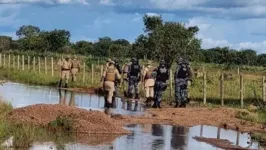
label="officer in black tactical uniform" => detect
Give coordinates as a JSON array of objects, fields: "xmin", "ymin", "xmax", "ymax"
[
  {"xmin": 174, "ymin": 57, "xmax": 192, "ymax": 108},
  {"xmin": 153, "ymin": 60, "xmax": 170, "ymax": 108},
  {"xmin": 127, "ymin": 58, "xmax": 141, "ymax": 99}
]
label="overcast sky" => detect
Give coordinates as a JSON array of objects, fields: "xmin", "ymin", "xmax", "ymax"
[{"xmin": 0, "ymin": 0, "xmax": 266, "ymax": 53}]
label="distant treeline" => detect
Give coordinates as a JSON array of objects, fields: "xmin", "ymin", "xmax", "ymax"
[{"xmin": 0, "ymin": 16, "xmax": 265, "ymax": 67}]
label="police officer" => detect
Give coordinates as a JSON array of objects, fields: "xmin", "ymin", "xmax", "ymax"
[
  {"xmin": 153, "ymin": 60, "xmax": 170, "ymax": 108},
  {"xmin": 112, "ymin": 58, "xmax": 122, "ymax": 108},
  {"xmin": 101, "ymin": 60, "xmax": 121, "ymax": 108},
  {"xmin": 59, "ymin": 55, "xmax": 72, "ymax": 88},
  {"xmin": 174, "ymin": 58, "xmax": 192, "ymax": 108},
  {"xmin": 71, "ymin": 55, "xmax": 81, "ymax": 82},
  {"xmin": 127, "ymin": 58, "xmax": 141, "ymax": 99},
  {"xmin": 122, "ymin": 61, "xmax": 131, "ymax": 97},
  {"xmin": 142, "ymin": 61, "xmax": 155, "ymax": 107}
]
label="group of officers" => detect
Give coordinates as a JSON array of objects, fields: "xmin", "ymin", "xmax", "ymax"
[
  {"xmin": 101, "ymin": 57, "xmax": 192, "ymax": 109},
  {"xmin": 58, "ymin": 55, "xmax": 81, "ymax": 88}
]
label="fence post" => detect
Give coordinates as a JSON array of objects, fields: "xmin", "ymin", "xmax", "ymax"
[
  {"xmin": 237, "ymin": 67, "xmax": 240, "ymax": 75},
  {"xmin": 220, "ymin": 73, "xmax": 224, "ymax": 106},
  {"xmin": 38, "ymin": 57, "xmax": 41, "ymax": 73},
  {"xmin": 33, "ymin": 57, "xmax": 36, "ymax": 71},
  {"xmin": 3, "ymin": 54, "xmax": 5, "ymax": 68},
  {"xmin": 8, "ymin": 54, "xmax": 10, "ymax": 68},
  {"xmin": 203, "ymin": 72, "xmax": 207, "ymax": 104},
  {"xmin": 100, "ymin": 65, "xmax": 103, "ymax": 77},
  {"xmin": 91, "ymin": 64, "xmax": 94, "ymax": 84},
  {"xmin": 170, "ymin": 69, "xmax": 173, "ymax": 99},
  {"xmin": 240, "ymin": 74, "xmax": 244, "ymax": 108},
  {"xmin": 45, "ymin": 57, "xmax": 47, "ymax": 75},
  {"xmin": 22, "ymin": 55, "xmax": 25, "ymax": 71},
  {"xmin": 28, "ymin": 56, "xmax": 30, "ymax": 70},
  {"xmin": 12, "ymin": 55, "xmax": 15, "ymax": 68},
  {"xmin": 17, "ymin": 55, "xmax": 20, "ymax": 69},
  {"xmin": 83, "ymin": 62, "xmax": 85, "ymax": 83},
  {"xmin": 263, "ymin": 76, "xmax": 266, "ymax": 102},
  {"xmin": 0, "ymin": 53, "xmax": 2, "ymax": 67},
  {"xmin": 51, "ymin": 57, "xmax": 54, "ymax": 77}
]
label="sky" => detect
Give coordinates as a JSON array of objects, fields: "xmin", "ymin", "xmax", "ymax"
[{"xmin": 0, "ymin": 0, "xmax": 266, "ymax": 53}]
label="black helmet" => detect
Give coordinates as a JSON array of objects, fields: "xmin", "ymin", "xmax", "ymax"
[{"xmin": 131, "ymin": 58, "xmax": 137, "ymax": 62}]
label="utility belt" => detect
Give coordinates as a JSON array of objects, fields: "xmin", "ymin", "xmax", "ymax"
[{"xmin": 62, "ymin": 68, "xmax": 70, "ymax": 71}]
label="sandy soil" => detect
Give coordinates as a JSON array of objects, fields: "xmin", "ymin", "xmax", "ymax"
[
  {"xmin": 112, "ymin": 108, "xmax": 266, "ymax": 133},
  {"xmin": 193, "ymin": 137, "xmax": 257, "ymax": 150},
  {"xmin": 6, "ymin": 104, "xmax": 266, "ymax": 135},
  {"xmin": 7, "ymin": 104, "xmax": 129, "ymax": 134}
]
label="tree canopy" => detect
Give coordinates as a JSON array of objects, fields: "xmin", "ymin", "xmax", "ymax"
[{"xmin": 0, "ymin": 15, "xmax": 264, "ymax": 67}]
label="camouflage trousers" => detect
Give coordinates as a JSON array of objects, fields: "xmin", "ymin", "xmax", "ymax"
[
  {"xmin": 127, "ymin": 76, "xmax": 139, "ymax": 98},
  {"xmin": 175, "ymin": 78, "xmax": 188, "ymax": 104},
  {"xmin": 154, "ymin": 81, "xmax": 167, "ymax": 102}
]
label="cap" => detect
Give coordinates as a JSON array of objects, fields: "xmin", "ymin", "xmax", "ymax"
[
  {"xmin": 147, "ymin": 61, "xmax": 152, "ymax": 65},
  {"xmin": 106, "ymin": 58, "xmax": 112, "ymax": 62}
]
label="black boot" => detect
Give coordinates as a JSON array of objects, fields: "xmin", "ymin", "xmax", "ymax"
[
  {"xmin": 174, "ymin": 102, "xmax": 179, "ymax": 108},
  {"xmin": 128, "ymin": 93, "xmax": 133, "ymax": 99},
  {"xmin": 135, "ymin": 93, "xmax": 140, "ymax": 99},
  {"xmin": 58, "ymin": 79, "xmax": 63, "ymax": 88},
  {"xmin": 157, "ymin": 101, "xmax": 162, "ymax": 109},
  {"xmin": 124, "ymin": 91, "xmax": 128, "ymax": 98},
  {"xmin": 152, "ymin": 99, "xmax": 157, "ymax": 108},
  {"xmin": 145, "ymin": 97, "xmax": 152, "ymax": 108},
  {"xmin": 64, "ymin": 83, "xmax": 68, "ymax": 88}
]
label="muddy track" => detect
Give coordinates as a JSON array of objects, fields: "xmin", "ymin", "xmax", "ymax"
[{"xmin": 112, "ymin": 108, "xmax": 266, "ymax": 133}]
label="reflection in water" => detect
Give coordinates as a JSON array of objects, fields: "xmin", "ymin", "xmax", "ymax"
[
  {"xmin": 58, "ymin": 90, "xmax": 76, "ymax": 106},
  {"xmin": 171, "ymin": 126, "xmax": 188, "ymax": 150},
  {"xmin": 2, "ymin": 124, "xmax": 259, "ymax": 150},
  {"xmin": 69, "ymin": 91, "xmax": 75, "ymax": 106},
  {"xmin": 0, "ymin": 82, "xmax": 144, "ymax": 116}
]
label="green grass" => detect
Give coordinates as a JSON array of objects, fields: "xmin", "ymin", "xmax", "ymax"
[
  {"xmin": 0, "ymin": 100, "xmax": 76, "ymax": 149},
  {"xmin": 251, "ymin": 132, "xmax": 266, "ymax": 146},
  {"xmin": 0, "ymin": 58, "xmax": 265, "ymax": 108},
  {"xmin": 0, "ymin": 67, "xmax": 101, "ymax": 88}
]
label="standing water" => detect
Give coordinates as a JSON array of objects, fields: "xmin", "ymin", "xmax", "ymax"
[
  {"xmin": 0, "ymin": 82, "xmax": 261, "ymax": 150},
  {"xmin": 0, "ymin": 82, "xmax": 144, "ymax": 115}
]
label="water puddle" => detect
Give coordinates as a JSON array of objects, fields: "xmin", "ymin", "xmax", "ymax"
[
  {"xmin": 0, "ymin": 82, "xmax": 144, "ymax": 115},
  {"xmin": 0, "ymin": 82, "xmax": 262, "ymax": 149},
  {"xmin": 2, "ymin": 125, "xmax": 259, "ymax": 150}
]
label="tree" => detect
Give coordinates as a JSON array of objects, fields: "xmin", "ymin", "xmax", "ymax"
[
  {"xmin": 0, "ymin": 36, "xmax": 12, "ymax": 51},
  {"xmin": 132, "ymin": 34, "xmax": 151, "ymax": 59},
  {"xmin": 73, "ymin": 41, "xmax": 94, "ymax": 55},
  {"xmin": 149, "ymin": 22, "xmax": 200, "ymax": 68},
  {"xmin": 42, "ymin": 29, "xmax": 71, "ymax": 52},
  {"xmin": 239, "ymin": 49, "xmax": 257, "ymax": 65},
  {"xmin": 143, "ymin": 14, "xmax": 163, "ymax": 32},
  {"xmin": 16, "ymin": 25, "xmax": 40, "ymax": 38},
  {"xmin": 257, "ymin": 54, "xmax": 266, "ymax": 67},
  {"xmin": 94, "ymin": 37, "xmax": 112, "ymax": 57}
]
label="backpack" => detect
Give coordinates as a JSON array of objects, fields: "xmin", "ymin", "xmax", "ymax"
[{"xmin": 177, "ymin": 64, "xmax": 189, "ymax": 79}]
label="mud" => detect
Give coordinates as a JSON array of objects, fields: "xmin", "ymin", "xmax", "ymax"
[
  {"xmin": 112, "ymin": 108, "xmax": 266, "ymax": 133},
  {"xmin": 7, "ymin": 104, "xmax": 129, "ymax": 134},
  {"xmin": 193, "ymin": 137, "xmax": 256, "ymax": 150}
]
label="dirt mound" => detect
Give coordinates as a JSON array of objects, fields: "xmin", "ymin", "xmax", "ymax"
[
  {"xmin": 7, "ymin": 104, "xmax": 129, "ymax": 134},
  {"xmin": 113, "ymin": 108, "xmax": 265, "ymax": 133},
  {"xmin": 193, "ymin": 137, "xmax": 256, "ymax": 150}
]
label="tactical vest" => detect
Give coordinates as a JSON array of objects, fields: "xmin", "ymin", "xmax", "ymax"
[
  {"xmin": 177, "ymin": 64, "xmax": 189, "ymax": 79},
  {"xmin": 145, "ymin": 67, "xmax": 154, "ymax": 79},
  {"xmin": 71, "ymin": 60, "xmax": 80, "ymax": 68},
  {"xmin": 129, "ymin": 64, "xmax": 140, "ymax": 77},
  {"xmin": 156, "ymin": 67, "xmax": 168, "ymax": 82},
  {"xmin": 105, "ymin": 67, "xmax": 116, "ymax": 82},
  {"xmin": 62, "ymin": 60, "xmax": 70, "ymax": 70}
]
